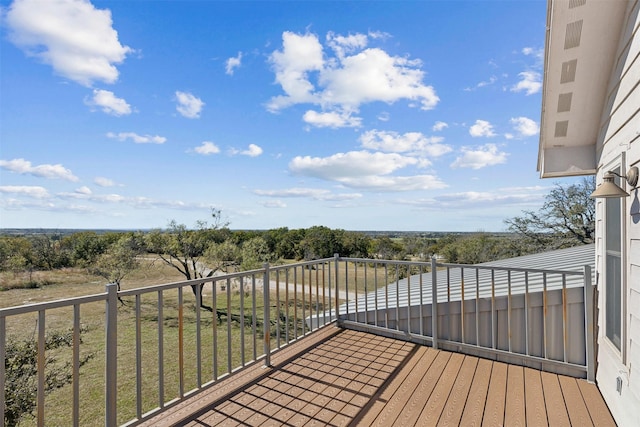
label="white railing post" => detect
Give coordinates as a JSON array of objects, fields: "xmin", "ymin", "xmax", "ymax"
[
  {"xmin": 584, "ymin": 265, "xmax": 595, "ymax": 382},
  {"xmin": 105, "ymin": 283, "xmax": 118, "ymax": 427},
  {"xmin": 334, "ymin": 254, "xmax": 340, "ymax": 320},
  {"xmin": 431, "ymin": 257, "xmax": 439, "ymax": 349},
  {"xmin": 263, "ymin": 263, "xmax": 271, "ymax": 367}
]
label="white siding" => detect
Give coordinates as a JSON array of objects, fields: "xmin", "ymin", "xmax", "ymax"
[{"xmin": 595, "ymin": 2, "xmax": 640, "ymax": 425}]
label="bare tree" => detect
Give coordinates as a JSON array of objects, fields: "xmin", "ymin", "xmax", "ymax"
[
  {"xmin": 144, "ymin": 208, "xmax": 229, "ymax": 310},
  {"xmin": 505, "ymin": 177, "xmax": 595, "ymax": 253}
]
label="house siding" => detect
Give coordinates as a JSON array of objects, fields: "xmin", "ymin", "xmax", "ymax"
[{"xmin": 594, "ymin": 1, "xmax": 640, "ymax": 425}]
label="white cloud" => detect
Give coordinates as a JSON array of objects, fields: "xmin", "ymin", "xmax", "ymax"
[
  {"xmin": 267, "ymin": 31, "xmax": 439, "ymax": 119},
  {"xmin": 469, "ymin": 120, "xmax": 496, "ymax": 138},
  {"xmin": 85, "ymin": 89, "xmax": 131, "ymax": 116},
  {"xmin": 320, "ymin": 47, "xmax": 438, "ymax": 109},
  {"xmin": 289, "ymin": 151, "xmax": 446, "ymax": 191},
  {"xmin": 464, "ymin": 75, "xmax": 498, "ymax": 92},
  {"xmin": 431, "ymin": 187, "xmax": 546, "ymax": 208},
  {"xmin": 94, "ymin": 176, "xmax": 115, "ymax": 187},
  {"xmin": 326, "ymin": 31, "xmax": 369, "ymax": 58},
  {"xmin": 262, "ymin": 200, "xmax": 286, "ymax": 208},
  {"xmin": 303, "ymin": 109, "xmax": 362, "ymax": 128},
  {"xmin": 0, "ymin": 185, "xmax": 50, "ymax": 198},
  {"xmin": 5, "ymin": 0, "xmax": 132, "ymax": 86},
  {"xmin": 267, "ymin": 32, "xmax": 324, "ymax": 111},
  {"xmin": 377, "ymin": 111, "xmax": 390, "ymax": 122},
  {"xmin": 241, "ymin": 144, "xmax": 263, "ymax": 157},
  {"xmin": 432, "ymin": 121, "xmax": 448, "ymax": 132},
  {"xmin": 75, "ymin": 186, "xmax": 92, "ymax": 195},
  {"xmin": 451, "ymin": 143, "xmax": 508, "ymax": 169},
  {"xmin": 253, "ymin": 187, "xmax": 362, "ymax": 201},
  {"xmin": 106, "ymin": 132, "xmax": 166, "ymax": 144},
  {"xmin": 290, "ymin": 151, "xmax": 417, "ymax": 179},
  {"xmin": 511, "ymin": 71, "xmax": 542, "ymax": 95},
  {"xmin": 228, "ymin": 144, "xmax": 264, "ymax": 157},
  {"xmin": 359, "ymin": 130, "xmax": 451, "ymax": 157},
  {"xmin": 225, "ymin": 51, "xmax": 242, "ymax": 75},
  {"xmin": 0, "ymin": 158, "xmax": 79, "ymax": 181},
  {"xmin": 337, "ymin": 174, "xmax": 446, "ymax": 192},
  {"xmin": 193, "ymin": 141, "xmax": 220, "ymax": 155},
  {"xmin": 510, "ymin": 116, "xmax": 539, "ymax": 137},
  {"xmin": 522, "ymin": 47, "xmax": 544, "ymax": 62},
  {"xmin": 175, "ymin": 91, "xmax": 204, "ymax": 118}
]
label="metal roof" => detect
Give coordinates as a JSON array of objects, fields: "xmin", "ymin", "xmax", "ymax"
[{"xmin": 345, "ymin": 244, "xmax": 595, "ymax": 311}]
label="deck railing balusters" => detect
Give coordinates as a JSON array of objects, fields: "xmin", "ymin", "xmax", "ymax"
[
  {"xmin": 72, "ymin": 304, "xmax": 80, "ymax": 427},
  {"xmin": 177, "ymin": 288, "xmax": 184, "ymax": 396},
  {"xmin": 525, "ymin": 271, "xmax": 530, "ymax": 356},
  {"xmin": 0, "ymin": 255, "xmax": 593, "ymax": 426}
]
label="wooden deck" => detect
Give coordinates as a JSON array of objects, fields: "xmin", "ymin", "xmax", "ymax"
[{"xmin": 138, "ymin": 326, "xmax": 615, "ymax": 427}]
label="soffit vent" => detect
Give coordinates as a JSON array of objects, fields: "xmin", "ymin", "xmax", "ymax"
[
  {"xmin": 569, "ymin": 0, "xmax": 586, "ymax": 9},
  {"xmin": 557, "ymin": 93, "xmax": 573, "ymax": 112},
  {"xmin": 555, "ymin": 121, "xmax": 569, "ymax": 137},
  {"xmin": 565, "ymin": 20, "xmax": 583, "ymax": 49},
  {"xmin": 560, "ymin": 59, "xmax": 578, "ymax": 83}
]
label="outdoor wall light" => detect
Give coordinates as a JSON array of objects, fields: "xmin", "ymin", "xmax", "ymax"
[{"xmin": 590, "ymin": 166, "xmax": 639, "ymax": 198}]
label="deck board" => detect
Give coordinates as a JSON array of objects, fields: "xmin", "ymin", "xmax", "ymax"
[
  {"xmin": 458, "ymin": 358, "xmax": 492, "ymax": 426},
  {"xmin": 523, "ymin": 367, "xmax": 548, "ymax": 427},
  {"xmin": 417, "ymin": 351, "xmax": 464, "ymax": 427},
  {"xmin": 576, "ymin": 379, "xmax": 616, "ymax": 426},
  {"xmin": 482, "ymin": 361, "xmax": 507, "ymax": 426},
  {"xmin": 138, "ymin": 326, "xmax": 615, "ymax": 427},
  {"xmin": 540, "ymin": 371, "xmax": 571, "ymax": 427},
  {"xmin": 558, "ymin": 375, "xmax": 595, "ymax": 426},
  {"xmin": 504, "ymin": 364, "xmax": 526, "ymax": 426}
]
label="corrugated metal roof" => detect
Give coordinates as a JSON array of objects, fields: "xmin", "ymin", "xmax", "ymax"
[{"xmin": 345, "ymin": 244, "xmax": 595, "ymax": 311}]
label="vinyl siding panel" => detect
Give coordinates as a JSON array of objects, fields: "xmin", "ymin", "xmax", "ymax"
[{"xmin": 595, "ymin": 3, "xmax": 640, "ymax": 426}]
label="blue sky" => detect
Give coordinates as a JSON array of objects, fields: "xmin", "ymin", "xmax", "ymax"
[{"xmin": 0, "ymin": 0, "xmax": 572, "ymax": 232}]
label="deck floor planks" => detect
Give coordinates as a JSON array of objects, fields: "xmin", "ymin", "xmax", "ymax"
[
  {"xmin": 523, "ymin": 367, "xmax": 549, "ymax": 427},
  {"xmin": 140, "ymin": 327, "xmax": 616, "ymax": 427},
  {"xmin": 504, "ymin": 364, "xmax": 526, "ymax": 426},
  {"xmin": 458, "ymin": 358, "xmax": 493, "ymax": 427},
  {"xmin": 353, "ymin": 345, "xmax": 431, "ymax": 426},
  {"xmin": 558, "ymin": 375, "xmax": 594, "ymax": 426},
  {"xmin": 482, "ymin": 361, "xmax": 508, "ymax": 426},
  {"xmin": 417, "ymin": 351, "xmax": 466, "ymax": 427},
  {"xmin": 384, "ymin": 349, "xmax": 449, "ymax": 427},
  {"xmin": 540, "ymin": 370, "xmax": 571, "ymax": 427},
  {"xmin": 368, "ymin": 347, "xmax": 441, "ymax": 426},
  {"xmin": 437, "ymin": 355, "xmax": 479, "ymax": 426},
  {"xmin": 576, "ymin": 379, "xmax": 617, "ymax": 426}
]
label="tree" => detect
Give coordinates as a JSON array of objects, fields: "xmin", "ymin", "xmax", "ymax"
[
  {"xmin": 4, "ymin": 330, "xmax": 93, "ymax": 427},
  {"xmin": 202, "ymin": 240, "xmax": 241, "ymax": 274},
  {"xmin": 299, "ymin": 226, "xmax": 344, "ymax": 260},
  {"xmin": 144, "ymin": 208, "xmax": 229, "ymax": 310},
  {"xmin": 275, "ymin": 228, "xmax": 306, "ymax": 260},
  {"xmin": 505, "ymin": 177, "xmax": 595, "ymax": 253},
  {"xmin": 29, "ymin": 234, "xmax": 69, "ymax": 270},
  {"xmin": 372, "ymin": 236, "xmax": 405, "ymax": 260},
  {"xmin": 240, "ymin": 237, "xmax": 274, "ymax": 270},
  {"xmin": 90, "ymin": 235, "xmax": 140, "ymax": 304},
  {"xmin": 61, "ymin": 231, "xmax": 109, "ymax": 268},
  {"xmin": 342, "ymin": 231, "xmax": 372, "ymax": 258}
]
